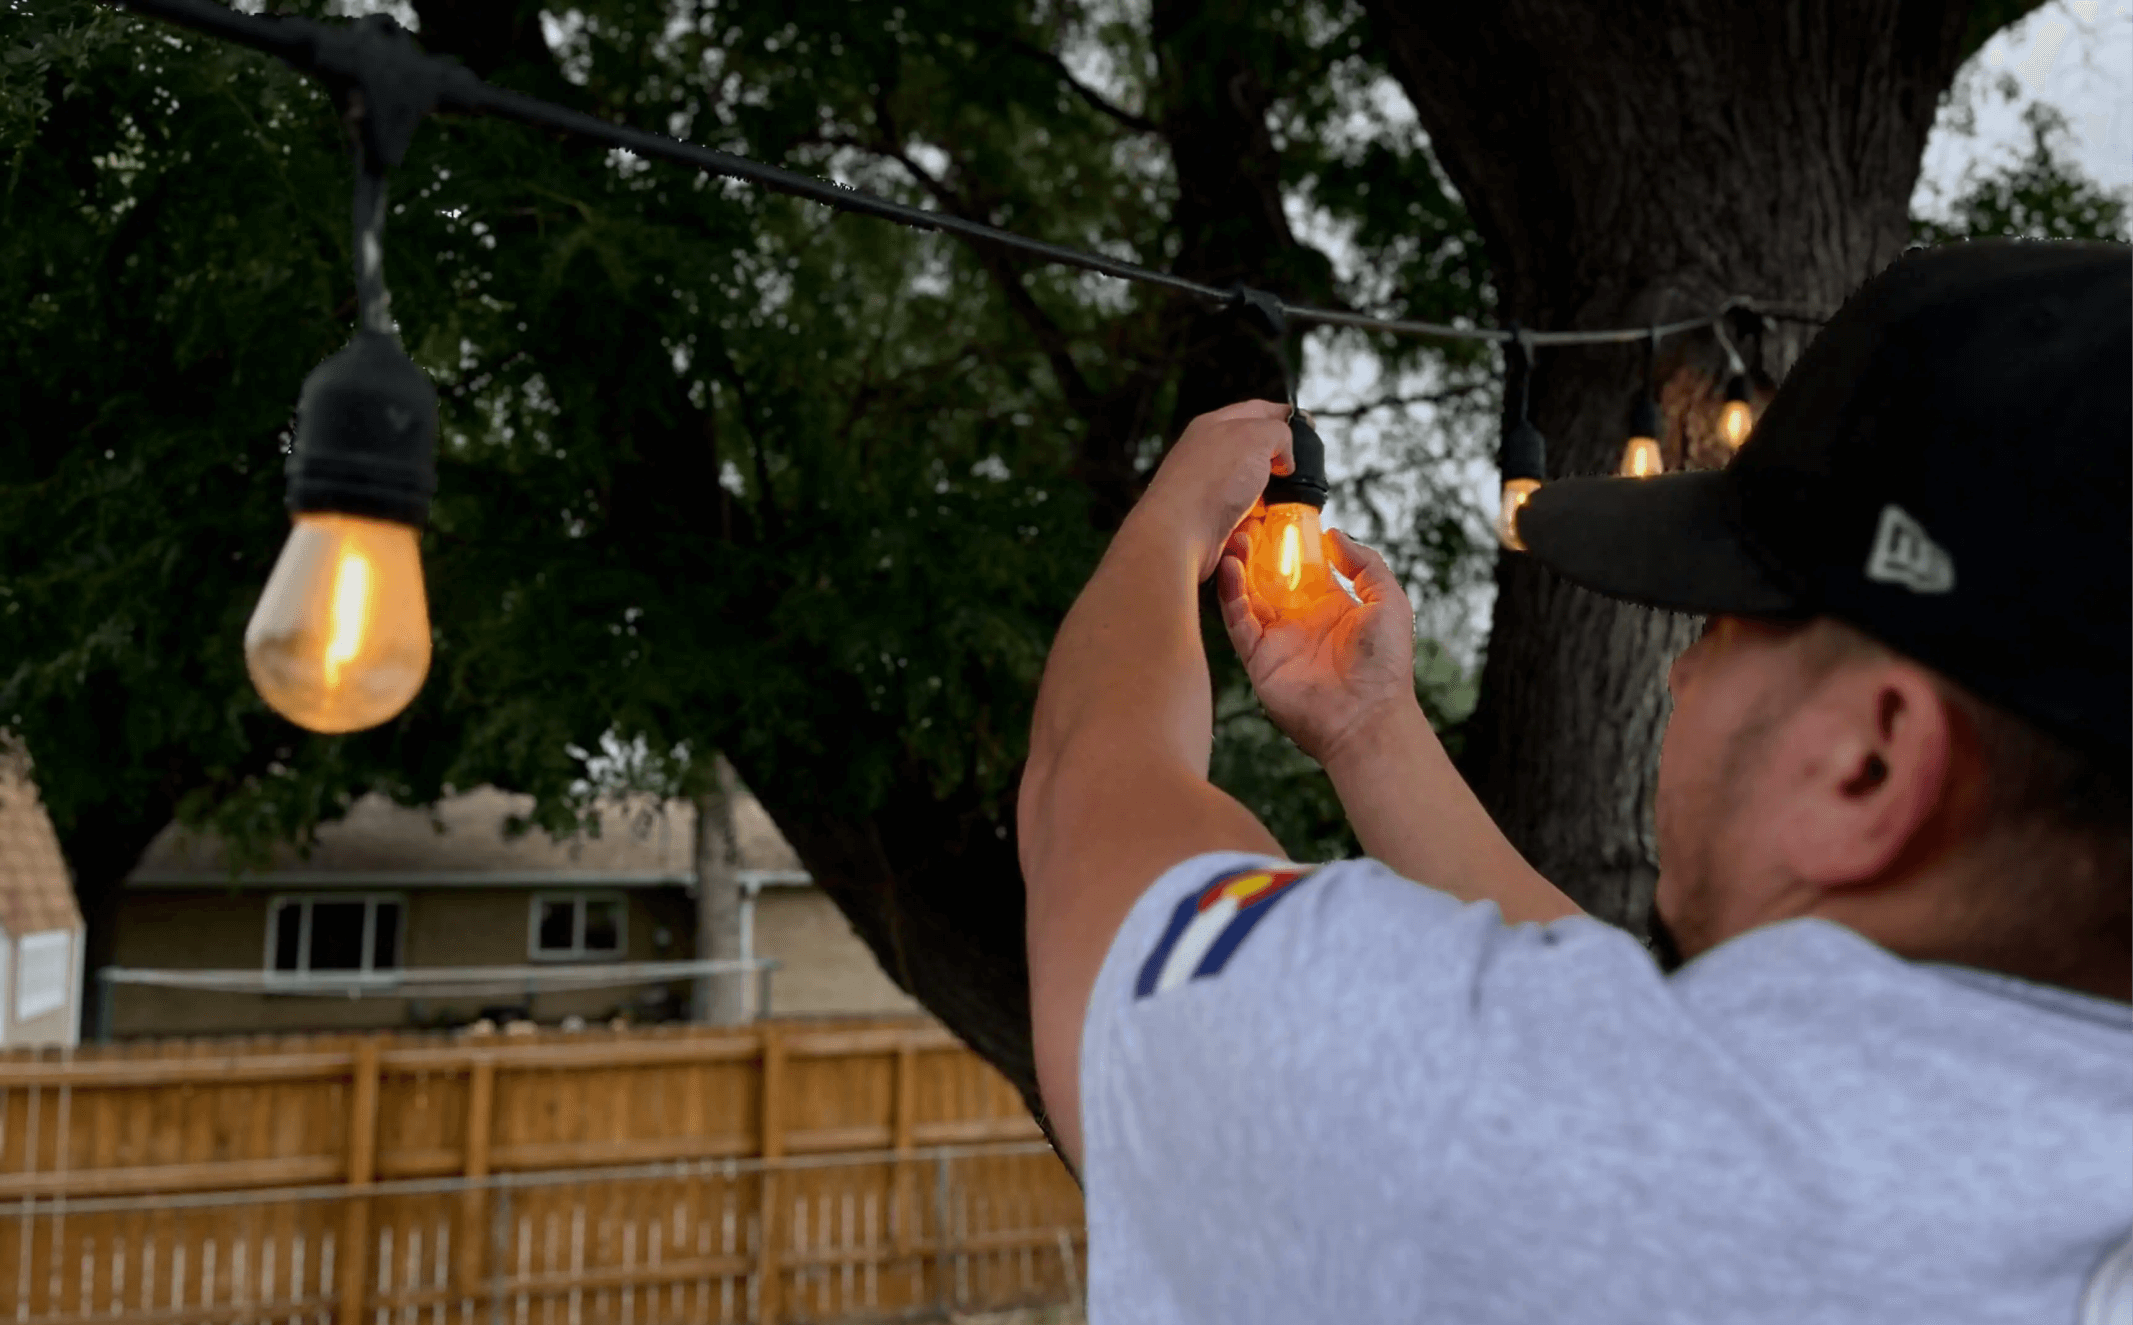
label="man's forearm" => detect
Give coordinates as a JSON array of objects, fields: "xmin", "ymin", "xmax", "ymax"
[
  {"xmin": 1023, "ymin": 517, "xmax": 1211, "ymax": 807},
  {"xmin": 1019, "ymin": 510, "xmax": 1285, "ymax": 1164},
  {"xmin": 1323, "ymin": 699, "xmax": 1580, "ymax": 924}
]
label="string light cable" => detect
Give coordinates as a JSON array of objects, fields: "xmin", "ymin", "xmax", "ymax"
[
  {"xmin": 104, "ymin": 0, "xmax": 1822, "ymax": 351},
  {"xmin": 101, "ymin": 0, "xmax": 1831, "ymax": 734}
]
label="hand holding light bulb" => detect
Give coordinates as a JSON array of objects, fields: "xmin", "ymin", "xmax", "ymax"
[
  {"xmin": 1229, "ymin": 405, "xmax": 1340, "ymax": 611},
  {"xmin": 1125, "ymin": 399, "xmax": 1298, "ymax": 581},
  {"xmin": 1217, "ymin": 524, "xmax": 1416, "ymax": 767}
]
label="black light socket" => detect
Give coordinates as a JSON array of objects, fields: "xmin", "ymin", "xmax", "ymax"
[
  {"xmin": 287, "ymin": 330, "xmax": 438, "ymax": 527},
  {"xmin": 1262, "ymin": 411, "xmax": 1328, "ymax": 509},
  {"xmin": 1628, "ymin": 396, "xmax": 1664, "ymax": 442},
  {"xmin": 1500, "ymin": 419, "xmax": 1547, "ymax": 482},
  {"xmin": 1723, "ymin": 374, "xmax": 1752, "ymax": 406}
]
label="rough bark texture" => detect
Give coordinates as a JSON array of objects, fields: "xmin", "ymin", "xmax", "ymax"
[
  {"xmin": 690, "ymin": 764, "xmax": 747, "ymax": 1025},
  {"xmin": 1361, "ymin": 0, "xmax": 1981, "ymax": 929}
]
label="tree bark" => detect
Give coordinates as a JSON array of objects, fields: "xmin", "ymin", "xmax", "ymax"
[
  {"xmin": 691, "ymin": 760, "xmax": 748, "ymax": 1024},
  {"xmin": 63, "ymin": 805, "xmax": 172, "ymax": 1040},
  {"xmin": 1361, "ymin": 0, "xmax": 1980, "ymax": 929}
]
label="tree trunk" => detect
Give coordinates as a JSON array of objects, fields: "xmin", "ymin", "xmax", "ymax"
[
  {"xmin": 1362, "ymin": 0, "xmax": 1979, "ymax": 929},
  {"xmin": 691, "ymin": 761, "xmax": 748, "ymax": 1024},
  {"xmin": 62, "ymin": 809, "xmax": 171, "ymax": 1040}
]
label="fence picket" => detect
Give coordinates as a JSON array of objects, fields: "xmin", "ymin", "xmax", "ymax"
[{"xmin": 0, "ymin": 1020, "xmax": 1079, "ymax": 1324}]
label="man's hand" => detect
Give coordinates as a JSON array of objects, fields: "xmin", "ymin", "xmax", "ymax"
[
  {"xmin": 1130, "ymin": 399, "xmax": 1295, "ymax": 581},
  {"xmin": 1216, "ymin": 525, "xmax": 1417, "ymax": 766}
]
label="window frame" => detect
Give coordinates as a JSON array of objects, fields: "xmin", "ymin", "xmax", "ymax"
[
  {"xmin": 262, "ymin": 893, "xmax": 407, "ymax": 984},
  {"xmin": 527, "ymin": 892, "xmax": 628, "ymax": 963}
]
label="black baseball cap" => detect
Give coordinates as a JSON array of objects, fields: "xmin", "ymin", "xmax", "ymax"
[{"xmin": 1516, "ymin": 240, "xmax": 2131, "ymax": 754}]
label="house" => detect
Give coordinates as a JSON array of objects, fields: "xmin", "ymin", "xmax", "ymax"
[
  {"xmin": 0, "ymin": 758, "xmax": 86, "ymax": 1047},
  {"xmin": 106, "ymin": 786, "xmax": 918, "ymax": 1037}
]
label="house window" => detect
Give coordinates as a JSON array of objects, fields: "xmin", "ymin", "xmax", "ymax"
[
  {"xmin": 267, "ymin": 896, "xmax": 403, "ymax": 977},
  {"xmin": 530, "ymin": 894, "xmax": 626, "ymax": 961}
]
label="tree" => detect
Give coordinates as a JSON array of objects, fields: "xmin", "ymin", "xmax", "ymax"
[
  {"xmin": 1, "ymin": 0, "xmax": 2088, "ymax": 1120},
  {"xmin": 1915, "ymin": 101, "xmax": 2130, "ymax": 244},
  {"xmin": 2, "ymin": 0, "xmax": 1472, "ymax": 1078},
  {"xmin": 1365, "ymin": 0, "xmax": 2052, "ymax": 930}
]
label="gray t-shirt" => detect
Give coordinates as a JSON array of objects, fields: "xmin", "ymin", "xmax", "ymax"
[{"xmin": 1081, "ymin": 852, "xmax": 2133, "ymax": 1323}]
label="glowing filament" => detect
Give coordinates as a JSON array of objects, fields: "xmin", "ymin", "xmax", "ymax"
[
  {"xmin": 1719, "ymin": 399, "xmax": 1753, "ymax": 449},
  {"xmin": 1278, "ymin": 522, "xmax": 1302, "ymax": 588},
  {"xmin": 1620, "ymin": 436, "xmax": 1664, "ymax": 478},
  {"xmin": 323, "ymin": 549, "xmax": 373, "ymax": 689},
  {"xmin": 1497, "ymin": 478, "xmax": 1541, "ymax": 551}
]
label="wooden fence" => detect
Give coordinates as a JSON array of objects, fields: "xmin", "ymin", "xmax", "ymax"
[{"xmin": 0, "ymin": 1020, "xmax": 1083, "ymax": 1323}]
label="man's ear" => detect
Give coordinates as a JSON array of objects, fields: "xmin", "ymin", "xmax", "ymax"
[{"xmin": 1784, "ymin": 660, "xmax": 1959, "ymax": 889}]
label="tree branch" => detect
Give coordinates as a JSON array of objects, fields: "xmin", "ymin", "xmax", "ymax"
[
  {"xmin": 992, "ymin": 34, "xmax": 1158, "ymax": 134},
  {"xmin": 809, "ymin": 121, "xmax": 1110, "ymax": 424},
  {"xmin": 1306, "ymin": 381, "xmax": 1491, "ymax": 419}
]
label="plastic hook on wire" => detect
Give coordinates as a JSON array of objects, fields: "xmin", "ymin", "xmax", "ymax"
[{"xmin": 1228, "ymin": 284, "xmax": 1297, "ymax": 408}]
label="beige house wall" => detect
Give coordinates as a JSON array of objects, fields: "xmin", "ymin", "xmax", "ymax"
[
  {"xmin": 107, "ymin": 884, "xmax": 915, "ymax": 1036},
  {"xmin": 3, "ymin": 928, "xmax": 83, "ymax": 1046},
  {"xmin": 109, "ymin": 887, "xmax": 696, "ymax": 1036},
  {"xmin": 753, "ymin": 889, "xmax": 919, "ymax": 1017}
]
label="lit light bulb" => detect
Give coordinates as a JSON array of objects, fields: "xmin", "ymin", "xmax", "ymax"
[
  {"xmin": 1243, "ymin": 409, "xmax": 1341, "ymax": 615},
  {"xmin": 1619, "ymin": 436, "xmax": 1664, "ymax": 477},
  {"xmin": 1619, "ymin": 397, "xmax": 1665, "ymax": 478},
  {"xmin": 254, "ymin": 329, "xmax": 440, "ymax": 733},
  {"xmin": 245, "ymin": 513, "xmax": 431, "ymax": 733},
  {"xmin": 1718, "ymin": 375, "xmax": 1754, "ymax": 449},
  {"xmin": 1497, "ymin": 478, "xmax": 1541, "ymax": 551},
  {"xmin": 1247, "ymin": 502, "xmax": 1340, "ymax": 614}
]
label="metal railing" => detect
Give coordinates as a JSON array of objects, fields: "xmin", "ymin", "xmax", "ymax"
[{"xmin": 92, "ymin": 959, "xmax": 784, "ymax": 1041}]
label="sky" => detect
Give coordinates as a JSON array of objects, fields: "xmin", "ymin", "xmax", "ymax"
[{"xmin": 1916, "ymin": 0, "xmax": 2133, "ymax": 210}]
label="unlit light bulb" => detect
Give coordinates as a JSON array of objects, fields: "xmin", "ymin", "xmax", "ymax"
[
  {"xmin": 245, "ymin": 512, "xmax": 431, "ymax": 733},
  {"xmin": 1247, "ymin": 504, "xmax": 1339, "ymax": 615},
  {"xmin": 1497, "ymin": 478, "xmax": 1541, "ymax": 551}
]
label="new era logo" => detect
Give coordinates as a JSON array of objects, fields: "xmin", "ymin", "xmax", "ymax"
[{"xmin": 1865, "ymin": 504, "xmax": 1955, "ymax": 594}]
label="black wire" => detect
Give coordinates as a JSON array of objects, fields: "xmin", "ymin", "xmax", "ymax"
[
  {"xmin": 109, "ymin": 0, "xmax": 1831, "ymax": 350},
  {"xmin": 1506, "ymin": 323, "xmax": 1532, "ymax": 421},
  {"xmin": 464, "ymin": 81, "xmax": 1238, "ymax": 305},
  {"xmin": 352, "ymin": 165, "xmax": 391, "ymax": 334}
]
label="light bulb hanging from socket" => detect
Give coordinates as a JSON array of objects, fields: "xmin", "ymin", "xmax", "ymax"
[
  {"xmin": 1497, "ymin": 328, "xmax": 1546, "ymax": 551},
  {"xmin": 1245, "ymin": 410, "xmax": 1340, "ymax": 612},
  {"xmin": 1618, "ymin": 326, "xmax": 1665, "ymax": 478},
  {"xmin": 247, "ymin": 123, "xmax": 438, "ymax": 734},
  {"xmin": 1718, "ymin": 373, "xmax": 1754, "ymax": 449},
  {"xmin": 1619, "ymin": 397, "xmax": 1665, "ymax": 478}
]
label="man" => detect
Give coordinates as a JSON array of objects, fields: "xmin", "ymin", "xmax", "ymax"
[{"xmin": 1017, "ymin": 240, "xmax": 2130, "ymax": 1323}]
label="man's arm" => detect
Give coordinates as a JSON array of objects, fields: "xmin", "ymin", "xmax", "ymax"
[
  {"xmin": 1217, "ymin": 526, "xmax": 1580, "ymax": 924},
  {"xmin": 1320, "ymin": 693, "xmax": 1576, "ymax": 921},
  {"xmin": 1019, "ymin": 401, "xmax": 1293, "ymax": 1169}
]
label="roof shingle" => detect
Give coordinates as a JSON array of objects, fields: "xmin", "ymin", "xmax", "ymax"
[{"xmin": 0, "ymin": 758, "xmax": 84, "ymax": 936}]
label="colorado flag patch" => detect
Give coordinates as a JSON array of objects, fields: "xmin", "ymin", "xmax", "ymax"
[{"xmin": 1134, "ymin": 863, "xmax": 1316, "ymax": 999}]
